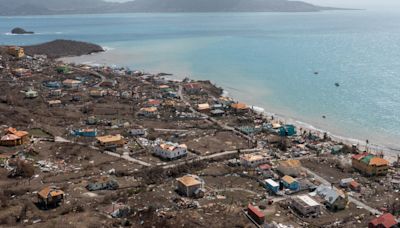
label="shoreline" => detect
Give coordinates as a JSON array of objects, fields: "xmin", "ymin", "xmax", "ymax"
[{"xmin": 61, "ymin": 49, "xmax": 400, "ymax": 163}]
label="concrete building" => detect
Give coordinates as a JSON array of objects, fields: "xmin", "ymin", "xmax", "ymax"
[
  {"xmin": 25, "ymin": 88, "xmax": 38, "ymax": 99},
  {"xmin": 340, "ymin": 178, "xmax": 354, "ymax": 188},
  {"xmin": 62, "ymin": 79, "xmax": 81, "ymax": 89},
  {"xmin": 265, "ymin": 179, "xmax": 279, "ymax": 193},
  {"xmin": 153, "ymin": 142, "xmax": 187, "ymax": 160},
  {"xmin": 138, "ymin": 107, "xmax": 158, "ymax": 118},
  {"xmin": 90, "ymin": 89, "xmax": 107, "ymax": 97},
  {"xmin": 128, "ymin": 129, "xmax": 147, "ymax": 137},
  {"xmin": 176, "ymin": 174, "xmax": 205, "ymax": 198},
  {"xmin": 7, "ymin": 46, "xmax": 25, "ymax": 58},
  {"xmin": 96, "ymin": 134, "xmax": 125, "ymax": 147},
  {"xmin": 231, "ymin": 102, "xmax": 249, "ymax": 113},
  {"xmin": 197, "ymin": 103, "xmax": 210, "ymax": 113},
  {"xmin": 352, "ymin": 153, "xmax": 389, "ymax": 176},
  {"xmin": 48, "ymin": 100, "xmax": 62, "ymax": 107},
  {"xmin": 291, "ymin": 195, "xmax": 321, "ymax": 216},
  {"xmin": 1, "ymin": 128, "xmax": 29, "ymax": 146},
  {"xmin": 240, "ymin": 154, "xmax": 269, "ymax": 167},
  {"xmin": 282, "ymin": 175, "xmax": 299, "ymax": 191},
  {"xmin": 72, "ymin": 129, "xmax": 97, "ymax": 137},
  {"xmin": 37, "ymin": 186, "xmax": 64, "ymax": 208}
]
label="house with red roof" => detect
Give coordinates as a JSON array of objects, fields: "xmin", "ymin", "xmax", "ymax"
[
  {"xmin": 352, "ymin": 153, "xmax": 389, "ymax": 176},
  {"xmin": 247, "ymin": 204, "xmax": 265, "ymax": 225},
  {"xmin": 368, "ymin": 213, "xmax": 398, "ymax": 228}
]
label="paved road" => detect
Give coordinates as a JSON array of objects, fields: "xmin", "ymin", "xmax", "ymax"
[
  {"xmin": 104, "ymin": 151, "xmax": 152, "ymax": 167},
  {"xmin": 303, "ymin": 167, "xmax": 382, "ymax": 215},
  {"xmin": 154, "ymin": 128, "xmax": 189, "ymax": 132},
  {"xmin": 162, "ymin": 148, "xmax": 260, "ymax": 169}
]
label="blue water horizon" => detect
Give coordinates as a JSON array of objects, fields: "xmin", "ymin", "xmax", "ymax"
[{"xmin": 1, "ymin": 10, "xmax": 400, "ymax": 151}]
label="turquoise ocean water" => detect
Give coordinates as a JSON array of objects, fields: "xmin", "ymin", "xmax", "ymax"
[{"xmin": 1, "ymin": 11, "xmax": 400, "ymax": 151}]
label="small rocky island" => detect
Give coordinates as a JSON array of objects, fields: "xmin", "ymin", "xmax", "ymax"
[
  {"xmin": 23, "ymin": 39, "xmax": 104, "ymax": 58},
  {"xmin": 11, "ymin": 27, "xmax": 34, "ymax": 34}
]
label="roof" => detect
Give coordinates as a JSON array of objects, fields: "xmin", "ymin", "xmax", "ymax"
[
  {"xmin": 282, "ymin": 175, "xmax": 296, "ymax": 184},
  {"xmin": 159, "ymin": 142, "xmax": 187, "ymax": 152},
  {"xmin": 241, "ymin": 154, "xmax": 266, "ymax": 162},
  {"xmin": 140, "ymin": 107, "xmax": 158, "ymax": 112},
  {"xmin": 369, "ymin": 157, "xmax": 389, "ymax": 166},
  {"xmin": 197, "ymin": 103, "xmax": 210, "ymax": 110},
  {"xmin": 147, "ymin": 99, "xmax": 161, "ymax": 105},
  {"xmin": 231, "ymin": 103, "xmax": 248, "ymax": 110},
  {"xmin": 177, "ymin": 175, "xmax": 202, "ymax": 187},
  {"xmin": 248, "ymin": 204, "xmax": 264, "ymax": 218},
  {"xmin": 316, "ymin": 185, "xmax": 345, "ymax": 205},
  {"xmin": 353, "ymin": 153, "xmax": 389, "ymax": 166},
  {"xmin": 350, "ymin": 181, "xmax": 360, "ymax": 188},
  {"xmin": 7, "ymin": 128, "xmax": 28, "ymax": 137},
  {"xmin": 369, "ymin": 213, "xmax": 397, "ymax": 228},
  {"xmin": 265, "ymin": 179, "xmax": 279, "ymax": 187},
  {"xmin": 259, "ymin": 164, "xmax": 272, "ymax": 170},
  {"xmin": 96, "ymin": 134, "xmax": 123, "ymax": 143},
  {"xmin": 272, "ymin": 123, "xmax": 282, "ymax": 129},
  {"xmin": 1, "ymin": 134, "xmax": 20, "ymax": 141},
  {"xmin": 38, "ymin": 186, "xmax": 64, "ymax": 199},
  {"xmin": 296, "ymin": 195, "xmax": 320, "ymax": 207},
  {"xmin": 279, "ymin": 160, "xmax": 301, "ymax": 168},
  {"xmin": 63, "ymin": 79, "xmax": 81, "ymax": 84},
  {"xmin": 48, "ymin": 100, "xmax": 62, "ymax": 105},
  {"xmin": 351, "ymin": 152, "xmax": 369, "ymax": 160}
]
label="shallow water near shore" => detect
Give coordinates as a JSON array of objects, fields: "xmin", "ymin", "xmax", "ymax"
[{"xmin": 1, "ymin": 11, "xmax": 400, "ymax": 152}]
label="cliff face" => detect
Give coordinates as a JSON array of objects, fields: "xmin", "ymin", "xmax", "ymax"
[{"xmin": 0, "ymin": 0, "xmax": 338, "ymax": 16}]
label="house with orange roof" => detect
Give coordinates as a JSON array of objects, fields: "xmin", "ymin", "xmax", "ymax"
[
  {"xmin": 96, "ymin": 134, "xmax": 125, "ymax": 147},
  {"xmin": 0, "ymin": 128, "xmax": 29, "ymax": 146},
  {"xmin": 7, "ymin": 128, "xmax": 29, "ymax": 144},
  {"xmin": 231, "ymin": 102, "xmax": 249, "ymax": 113},
  {"xmin": 352, "ymin": 153, "xmax": 389, "ymax": 176},
  {"xmin": 37, "ymin": 186, "xmax": 64, "ymax": 207},
  {"xmin": 176, "ymin": 174, "xmax": 205, "ymax": 197}
]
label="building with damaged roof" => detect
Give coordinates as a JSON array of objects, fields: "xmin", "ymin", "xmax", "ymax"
[
  {"xmin": 352, "ymin": 153, "xmax": 389, "ymax": 176},
  {"xmin": 314, "ymin": 185, "xmax": 348, "ymax": 211}
]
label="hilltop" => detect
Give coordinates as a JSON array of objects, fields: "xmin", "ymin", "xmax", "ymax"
[
  {"xmin": 0, "ymin": 0, "xmax": 342, "ymax": 16},
  {"xmin": 23, "ymin": 40, "xmax": 104, "ymax": 59}
]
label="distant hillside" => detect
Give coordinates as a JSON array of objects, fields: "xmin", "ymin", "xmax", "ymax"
[{"xmin": 0, "ymin": 0, "xmax": 341, "ymax": 16}]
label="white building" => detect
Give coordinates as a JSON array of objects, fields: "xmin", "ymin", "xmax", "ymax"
[
  {"xmin": 291, "ymin": 195, "xmax": 321, "ymax": 216},
  {"xmin": 240, "ymin": 154, "xmax": 269, "ymax": 167},
  {"xmin": 153, "ymin": 142, "xmax": 188, "ymax": 160}
]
